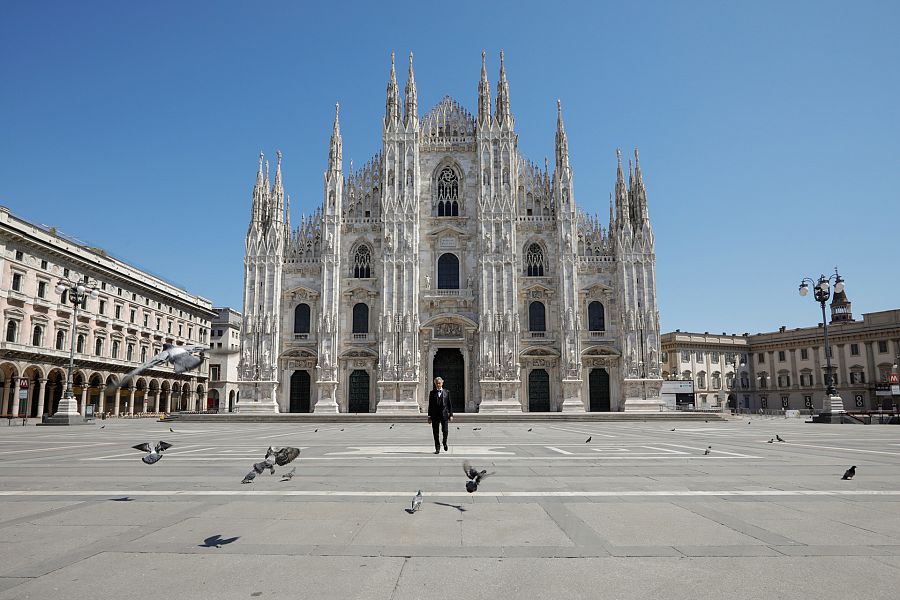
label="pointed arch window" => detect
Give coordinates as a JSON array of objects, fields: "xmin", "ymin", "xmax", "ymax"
[
  {"xmin": 294, "ymin": 303, "xmax": 311, "ymax": 334},
  {"xmin": 55, "ymin": 330, "xmax": 65, "ymax": 350},
  {"xmin": 528, "ymin": 301, "xmax": 546, "ymax": 332},
  {"xmin": 352, "ymin": 245, "xmax": 371, "ymax": 278},
  {"xmin": 436, "ymin": 166, "xmax": 460, "ymax": 216},
  {"xmin": 352, "ymin": 303, "xmax": 369, "ymax": 334},
  {"xmin": 32, "ymin": 325, "xmax": 43, "ymax": 347},
  {"xmin": 437, "ymin": 253, "xmax": 460, "ymax": 289},
  {"xmin": 588, "ymin": 301, "xmax": 605, "ymax": 331},
  {"xmin": 525, "ymin": 243, "xmax": 545, "ymax": 277},
  {"xmin": 5, "ymin": 320, "xmax": 17, "ymax": 343},
  {"xmin": 76, "ymin": 334, "xmax": 85, "ymax": 353}
]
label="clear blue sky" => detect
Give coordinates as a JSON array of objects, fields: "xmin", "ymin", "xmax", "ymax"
[{"xmin": 2, "ymin": 1, "xmax": 898, "ymax": 334}]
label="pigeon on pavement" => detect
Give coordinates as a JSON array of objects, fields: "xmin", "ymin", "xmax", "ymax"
[
  {"xmin": 132, "ymin": 441, "xmax": 173, "ymax": 465},
  {"xmin": 170, "ymin": 427, "xmax": 175, "ymax": 433},
  {"xmin": 111, "ymin": 344, "xmax": 208, "ymax": 390},
  {"xmin": 842, "ymin": 466, "xmax": 856, "ymax": 480},
  {"xmin": 281, "ymin": 467, "xmax": 296, "ymax": 482},
  {"xmin": 704, "ymin": 446, "xmax": 711, "ymax": 456},
  {"xmin": 473, "ymin": 427, "xmax": 482, "ymax": 431},
  {"xmin": 776, "ymin": 435, "xmax": 785, "ymax": 442},
  {"xmin": 670, "ymin": 428, "xmax": 676, "ymax": 432},
  {"xmin": 410, "ymin": 490, "xmax": 423, "ymax": 513},
  {"xmin": 463, "ymin": 461, "xmax": 493, "ymax": 493},
  {"xmin": 767, "ymin": 438, "xmax": 774, "ymax": 443},
  {"xmin": 585, "ymin": 436, "xmax": 592, "ymax": 443},
  {"xmin": 241, "ymin": 471, "xmax": 256, "ymax": 484}
]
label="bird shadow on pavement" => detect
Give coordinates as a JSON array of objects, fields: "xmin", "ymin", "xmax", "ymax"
[
  {"xmin": 433, "ymin": 502, "xmax": 467, "ymax": 513},
  {"xmin": 199, "ymin": 534, "xmax": 240, "ymax": 548}
]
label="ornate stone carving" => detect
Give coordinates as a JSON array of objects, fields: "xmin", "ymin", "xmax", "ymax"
[{"xmin": 434, "ymin": 323, "xmax": 462, "ymax": 338}]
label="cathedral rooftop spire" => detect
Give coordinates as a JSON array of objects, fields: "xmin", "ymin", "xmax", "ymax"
[
  {"xmin": 274, "ymin": 149, "xmax": 283, "ymax": 192},
  {"xmin": 404, "ymin": 52, "xmax": 418, "ymax": 125},
  {"xmin": 615, "ymin": 148, "xmax": 630, "ymax": 228},
  {"xmin": 329, "ymin": 102, "xmax": 342, "ymax": 172},
  {"xmin": 495, "ymin": 50, "xmax": 512, "ymax": 127},
  {"xmin": 555, "ymin": 99, "xmax": 569, "ymax": 170},
  {"xmin": 478, "ymin": 50, "xmax": 491, "ymax": 124},
  {"xmin": 385, "ymin": 52, "xmax": 400, "ymax": 126}
]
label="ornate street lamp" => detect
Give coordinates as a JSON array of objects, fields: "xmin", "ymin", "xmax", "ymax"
[
  {"xmin": 798, "ymin": 269, "xmax": 845, "ymax": 418},
  {"xmin": 44, "ymin": 277, "xmax": 100, "ymax": 425}
]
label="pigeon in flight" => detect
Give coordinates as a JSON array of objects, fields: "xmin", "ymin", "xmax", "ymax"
[
  {"xmin": 170, "ymin": 427, "xmax": 175, "ymax": 432},
  {"xmin": 111, "ymin": 344, "xmax": 208, "ymax": 390},
  {"xmin": 703, "ymin": 446, "xmax": 711, "ymax": 455},
  {"xmin": 390, "ymin": 424, "xmax": 395, "ymax": 429},
  {"xmin": 132, "ymin": 441, "xmax": 172, "ymax": 465},
  {"xmin": 473, "ymin": 427, "xmax": 482, "ymax": 431},
  {"xmin": 748, "ymin": 421, "xmax": 751, "ymax": 424},
  {"xmin": 242, "ymin": 447, "xmax": 300, "ymax": 483},
  {"xmin": 527, "ymin": 428, "xmax": 533, "ymax": 432},
  {"xmin": 410, "ymin": 490, "xmax": 423, "ymax": 513},
  {"xmin": 281, "ymin": 467, "xmax": 296, "ymax": 482},
  {"xmin": 463, "ymin": 461, "xmax": 493, "ymax": 493},
  {"xmin": 842, "ymin": 466, "xmax": 856, "ymax": 480},
  {"xmin": 314, "ymin": 429, "xmax": 318, "ymax": 433},
  {"xmin": 670, "ymin": 428, "xmax": 676, "ymax": 432},
  {"xmin": 776, "ymin": 435, "xmax": 785, "ymax": 442},
  {"xmin": 585, "ymin": 436, "xmax": 592, "ymax": 443},
  {"xmin": 200, "ymin": 534, "xmax": 239, "ymax": 548},
  {"xmin": 100, "ymin": 425, "xmax": 105, "ymax": 429}
]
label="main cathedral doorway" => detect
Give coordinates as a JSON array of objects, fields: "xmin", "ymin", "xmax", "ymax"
[
  {"xmin": 432, "ymin": 348, "xmax": 465, "ymax": 413},
  {"xmin": 528, "ymin": 369, "xmax": 551, "ymax": 412},
  {"xmin": 289, "ymin": 370, "xmax": 311, "ymax": 413},
  {"xmin": 588, "ymin": 368, "xmax": 611, "ymax": 411},
  {"xmin": 348, "ymin": 370, "xmax": 370, "ymax": 413}
]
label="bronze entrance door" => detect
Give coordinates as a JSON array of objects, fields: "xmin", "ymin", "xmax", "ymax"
[
  {"xmin": 528, "ymin": 369, "xmax": 551, "ymax": 412},
  {"xmin": 588, "ymin": 368, "xmax": 611, "ymax": 411},
  {"xmin": 432, "ymin": 348, "xmax": 465, "ymax": 413},
  {"xmin": 290, "ymin": 370, "xmax": 311, "ymax": 413},
  {"xmin": 348, "ymin": 369, "xmax": 370, "ymax": 413}
]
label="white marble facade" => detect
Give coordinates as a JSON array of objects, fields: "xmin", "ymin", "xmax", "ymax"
[{"xmin": 237, "ymin": 52, "xmax": 664, "ymax": 414}]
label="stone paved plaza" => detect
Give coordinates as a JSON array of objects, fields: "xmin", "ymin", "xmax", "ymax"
[{"xmin": 1, "ymin": 417, "xmax": 899, "ymax": 599}]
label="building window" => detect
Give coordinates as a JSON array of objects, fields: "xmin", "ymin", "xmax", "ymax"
[
  {"xmin": 777, "ymin": 374, "xmax": 791, "ymax": 387},
  {"xmin": 849, "ymin": 371, "xmax": 864, "ymax": 384},
  {"xmin": 294, "ymin": 303, "xmax": 311, "ymax": 334},
  {"xmin": 55, "ymin": 330, "xmax": 65, "ymax": 350},
  {"xmin": 437, "ymin": 253, "xmax": 460, "ymax": 289},
  {"xmin": 115, "ymin": 305, "xmax": 122, "ymax": 319},
  {"xmin": 178, "ymin": 324, "xmax": 183, "ymax": 336},
  {"xmin": 850, "ymin": 343, "xmax": 859, "ymax": 356},
  {"xmin": 112, "ymin": 340, "xmax": 120, "ymax": 358},
  {"xmin": 697, "ymin": 372, "xmax": 706, "ymax": 388},
  {"xmin": 740, "ymin": 373, "xmax": 749, "ymax": 388},
  {"xmin": 587, "ymin": 301, "xmax": 605, "ymax": 331},
  {"xmin": 435, "ymin": 166, "xmax": 460, "ymax": 216},
  {"xmin": 168, "ymin": 322, "xmax": 172, "ymax": 334},
  {"xmin": 725, "ymin": 372, "xmax": 735, "ymax": 388},
  {"xmin": 37, "ymin": 281, "xmax": 47, "ymax": 298},
  {"xmin": 661, "ymin": 351, "xmax": 669, "ymax": 363},
  {"xmin": 210, "ymin": 365, "xmax": 221, "ymax": 381},
  {"xmin": 99, "ymin": 299, "xmax": 106, "ymax": 315},
  {"xmin": 878, "ymin": 340, "xmax": 888, "ymax": 353},
  {"xmin": 711, "ymin": 372, "xmax": 721, "ymax": 389},
  {"xmin": 15, "ymin": 250, "xmax": 23, "ymax": 261},
  {"xmin": 11, "ymin": 272, "xmax": 22, "ymax": 292},
  {"xmin": 681, "ymin": 351, "xmax": 690, "ymax": 363},
  {"xmin": 95, "ymin": 338, "xmax": 103, "ymax": 356},
  {"xmin": 352, "ymin": 245, "xmax": 372, "ymax": 278},
  {"xmin": 127, "ymin": 344, "xmax": 134, "ymax": 361},
  {"xmin": 63, "ymin": 268, "xmax": 69, "ymax": 277},
  {"xmin": 525, "ymin": 243, "xmax": 545, "ymax": 277},
  {"xmin": 778, "ymin": 351, "xmax": 785, "ymax": 362},
  {"xmin": 157, "ymin": 318, "xmax": 162, "ymax": 330},
  {"xmin": 352, "ymin": 303, "xmax": 369, "ymax": 334},
  {"xmin": 740, "ymin": 353, "xmax": 747, "ymax": 365},
  {"xmin": 188, "ymin": 327, "xmax": 193, "ymax": 340},
  {"xmin": 141, "ymin": 347, "xmax": 147, "ymax": 362},
  {"xmin": 32, "ymin": 325, "xmax": 43, "ymax": 346},
  {"xmin": 725, "ymin": 352, "xmax": 736, "ymax": 365},
  {"xmin": 696, "ymin": 351, "xmax": 705, "ymax": 362},
  {"xmin": 41, "ymin": 259, "xmax": 48, "ymax": 270},
  {"xmin": 758, "ymin": 373, "xmax": 768, "ymax": 389},
  {"xmin": 758, "ymin": 353, "xmax": 765, "ymax": 363},
  {"xmin": 710, "ymin": 352, "xmax": 719, "ymax": 363},
  {"xmin": 143, "ymin": 314, "xmax": 149, "ymax": 327},
  {"xmin": 130, "ymin": 309, "xmax": 136, "ymax": 323},
  {"xmin": 76, "ymin": 334, "xmax": 85, "ymax": 353},
  {"xmin": 800, "ymin": 348, "xmax": 808, "ymax": 360},
  {"xmin": 528, "ymin": 301, "xmax": 546, "ymax": 332}
]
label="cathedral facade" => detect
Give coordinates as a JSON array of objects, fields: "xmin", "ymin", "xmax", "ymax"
[{"xmin": 236, "ymin": 52, "xmax": 664, "ymax": 414}]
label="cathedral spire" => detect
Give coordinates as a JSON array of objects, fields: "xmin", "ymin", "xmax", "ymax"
[
  {"xmin": 385, "ymin": 52, "xmax": 400, "ymax": 127},
  {"xmin": 329, "ymin": 103, "xmax": 342, "ymax": 172},
  {"xmin": 273, "ymin": 149, "xmax": 283, "ymax": 194},
  {"xmin": 478, "ymin": 50, "xmax": 491, "ymax": 124},
  {"xmin": 633, "ymin": 148, "xmax": 649, "ymax": 223},
  {"xmin": 615, "ymin": 149, "xmax": 630, "ymax": 228},
  {"xmin": 555, "ymin": 99, "xmax": 569, "ymax": 171},
  {"xmin": 403, "ymin": 52, "xmax": 418, "ymax": 126},
  {"xmin": 495, "ymin": 50, "xmax": 512, "ymax": 127},
  {"xmin": 251, "ymin": 151, "xmax": 265, "ymax": 223}
]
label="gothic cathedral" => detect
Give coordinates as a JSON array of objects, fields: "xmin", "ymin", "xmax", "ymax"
[{"xmin": 237, "ymin": 52, "xmax": 664, "ymax": 414}]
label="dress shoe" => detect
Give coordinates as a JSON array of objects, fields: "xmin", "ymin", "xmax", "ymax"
[
  {"xmin": 443, "ymin": 442, "xmax": 448, "ymax": 451},
  {"xmin": 433, "ymin": 450, "xmax": 440, "ymax": 454}
]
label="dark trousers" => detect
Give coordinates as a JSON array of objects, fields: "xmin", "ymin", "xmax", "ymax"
[{"xmin": 431, "ymin": 418, "xmax": 449, "ymax": 450}]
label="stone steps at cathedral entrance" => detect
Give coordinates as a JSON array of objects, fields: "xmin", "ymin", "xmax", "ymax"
[{"xmin": 164, "ymin": 412, "xmax": 725, "ymax": 423}]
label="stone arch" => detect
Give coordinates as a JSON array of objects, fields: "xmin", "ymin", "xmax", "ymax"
[
  {"xmin": 181, "ymin": 382, "xmax": 191, "ymax": 411},
  {"xmin": 160, "ymin": 380, "xmax": 172, "ymax": 413}
]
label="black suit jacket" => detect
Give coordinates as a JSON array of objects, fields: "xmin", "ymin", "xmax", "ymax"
[{"xmin": 427, "ymin": 388, "xmax": 453, "ymax": 420}]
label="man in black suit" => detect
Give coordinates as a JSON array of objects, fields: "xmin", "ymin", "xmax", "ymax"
[{"xmin": 427, "ymin": 377, "xmax": 453, "ymax": 454}]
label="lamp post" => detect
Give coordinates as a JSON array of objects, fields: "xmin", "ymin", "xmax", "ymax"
[
  {"xmin": 798, "ymin": 269, "xmax": 845, "ymax": 418},
  {"xmin": 44, "ymin": 277, "xmax": 99, "ymax": 425}
]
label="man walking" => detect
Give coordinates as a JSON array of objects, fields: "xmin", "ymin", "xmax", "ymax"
[{"xmin": 427, "ymin": 377, "xmax": 453, "ymax": 454}]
